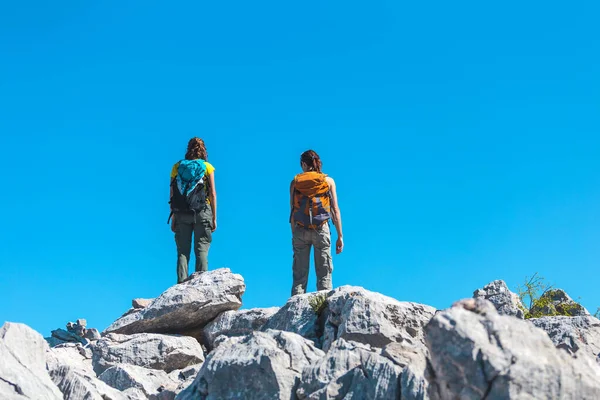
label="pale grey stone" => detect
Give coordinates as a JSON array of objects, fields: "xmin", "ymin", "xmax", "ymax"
[
  {"xmin": 322, "ymin": 286, "xmax": 436, "ymax": 351},
  {"xmin": 177, "ymin": 330, "xmax": 324, "ymax": 400},
  {"xmin": 92, "ymin": 332, "xmax": 204, "ymax": 375},
  {"xmin": 99, "ymin": 364, "xmax": 178, "ymax": 399},
  {"xmin": 168, "ymin": 365, "xmax": 202, "ymax": 394},
  {"xmin": 133, "ymin": 298, "xmax": 154, "ymax": 309},
  {"xmin": 47, "ymin": 342, "xmax": 139, "ymax": 400},
  {"xmin": 262, "ymin": 293, "xmax": 324, "ymax": 345},
  {"xmin": 473, "ymin": 279, "xmax": 525, "ymax": 319},
  {"xmin": 0, "ymin": 322, "xmax": 63, "ymax": 400},
  {"xmin": 530, "ymin": 315, "xmax": 600, "ymax": 362},
  {"xmin": 105, "ymin": 269, "xmax": 245, "ymax": 335},
  {"xmin": 297, "ymin": 338, "xmax": 403, "ymax": 400},
  {"xmin": 47, "ymin": 346, "xmax": 128, "ymax": 400},
  {"xmin": 85, "ymin": 328, "xmax": 102, "ymax": 341},
  {"xmin": 382, "ymin": 342, "xmax": 429, "ymax": 400},
  {"xmin": 204, "ymin": 307, "xmax": 279, "ymax": 348},
  {"xmin": 425, "ymin": 298, "xmax": 600, "ymax": 399}
]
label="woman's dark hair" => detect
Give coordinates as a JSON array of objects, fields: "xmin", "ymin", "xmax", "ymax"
[
  {"xmin": 185, "ymin": 137, "xmax": 208, "ymax": 160},
  {"xmin": 300, "ymin": 150, "xmax": 322, "ymax": 173}
]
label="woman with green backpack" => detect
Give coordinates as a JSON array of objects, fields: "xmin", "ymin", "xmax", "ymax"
[{"xmin": 169, "ymin": 137, "xmax": 217, "ymax": 283}]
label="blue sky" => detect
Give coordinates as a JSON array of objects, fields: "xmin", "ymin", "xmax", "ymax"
[{"xmin": 1, "ymin": 1, "xmax": 599, "ymax": 336}]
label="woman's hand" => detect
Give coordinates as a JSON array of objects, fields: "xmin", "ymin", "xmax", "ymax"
[
  {"xmin": 336, "ymin": 237, "xmax": 344, "ymax": 254},
  {"xmin": 212, "ymin": 218, "xmax": 217, "ymax": 232}
]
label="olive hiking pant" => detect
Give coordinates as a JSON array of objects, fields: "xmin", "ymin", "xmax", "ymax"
[
  {"xmin": 291, "ymin": 223, "xmax": 333, "ymax": 296},
  {"xmin": 174, "ymin": 206, "xmax": 213, "ymax": 283}
]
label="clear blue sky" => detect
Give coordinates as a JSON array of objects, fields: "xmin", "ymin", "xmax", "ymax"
[{"xmin": 1, "ymin": 1, "xmax": 599, "ymax": 336}]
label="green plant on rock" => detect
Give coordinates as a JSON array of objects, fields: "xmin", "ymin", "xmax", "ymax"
[
  {"xmin": 594, "ymin": 308, "xmax": 600, "ymax": 319},
  {"xmin": 308, "ymin": 293, "xmax": 328, "ymax": 316},
  {"xmin": 516, "ymin": 273, "xmax": 586, "ymax": 319},
  {"xmin": 516, "ymin": 273, "xmax": 552, "ymax": 319}
]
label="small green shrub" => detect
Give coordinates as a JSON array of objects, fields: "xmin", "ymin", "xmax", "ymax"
[
  {"xmin": 309, "ymin": 293, "xmax": 328, "ymax": 316},
  {"xmin": 516, "ymin": 273, "xmax": 552, "ymax": 319},
  {"xmin": 516, "ymin": 273, "xmax": 586, "ymax": 319}
]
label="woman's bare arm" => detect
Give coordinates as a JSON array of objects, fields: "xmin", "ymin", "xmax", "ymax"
[
  {"xmin": 289, "ymin": 179, "xmax": 296, "ymax": 234},
  {"xmin": 326, "ymin": 177, "xmax": 344, "ymax": 253},
  {"xmin": 208, "ymin": 172, "xmax": 217, "ymax": 231},
  {"xmin": 170, "ymin": 180, "xmax": 176, "ymax": 231}
]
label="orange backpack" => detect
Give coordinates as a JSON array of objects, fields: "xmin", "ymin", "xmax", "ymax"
[{"xmin": 291, "ymin": 172, "xmax": 331, "ymax": 229}]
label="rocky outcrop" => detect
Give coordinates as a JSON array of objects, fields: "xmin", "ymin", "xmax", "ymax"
[
  {"xmin": 0, "ymin": 322, "xmax": 63, "ymax": 399},
  {"xmin": 177, "ymin": 330, "xmax": 324, "ymax": 400},
  {"xmin": 262, "ymin": 293, "xmax": 323, "ymax": 345},
  {"xmin": 98, "ymin": 364, "xmax": 178, "ymax": 399},
  {"xmin": 46, "ymin": 318, "xmax": 102, "ymax": 347},
  {"xmin": 322, "ymin": 286, "xmax": 436, "ymax": 352},
  {"xmin": 473, "ymin": 279, "xmax": 525, "ymax": 319},
  {"xmin": 259, "ymin": 286, "xmax": 435, "ymax": 399},
  {"xmin": 297, "ymin": 338, "xmax": 403, "ymax": 399},
  {"xmin": 314, "ymin": 287, "xmax": 434, "ymax": 400},
  {"xmin": 47, "ymin": 343, "xmax": 129, "ymax": 400},
  {"xmin": 203, "ymin": 307, "xmax": 279, "ymax": 349},
  {"xmin": 383, "ymin": 341, "xmax": 429, "ymax": 400},
  {"xmin": 425, "ymin": 298, "xmax": 600, "ymax": 399},
  {"xmin": 530, "ymin": 315, "xmax": 600, "ymax": 362},
  {"xmin": 167, "ymin": 365, "xmax": 202, "ymax": 395},
  {"xmin": 92, "ymin": 333, "xmax": 205, "ymax": 375},
  {"xmin": 105, "ymin": 269, "xmax": 245, "ymax": 335},
  {"xmin": 530, "ymin": 288, "xmax": 590, "ymax": 317},
  {"xmin": 4, "ymin": 270, "xmax": 600, "ymax": 400}
]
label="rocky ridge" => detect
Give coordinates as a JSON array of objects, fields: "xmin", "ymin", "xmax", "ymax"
[{"xmin": 2, "ymin": 268, "xmax": 600, "ymax": 399}]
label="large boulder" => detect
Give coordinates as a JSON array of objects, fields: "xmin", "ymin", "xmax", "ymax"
[
  {"xmin": 0, "ymin": 322, "xmax": 63, "ymax": 400},
  {"xmin": 262, "ymin": 293, "xmax": 324, "ymax": 345},
  {"xmin": 204, "ymin": 307, "xmax": 279, "ymax": 349},
  {"xmin": 98, "ymin": 364, "xmax": 179, "ymax": 399},
  {"xmin": 92, "ymin": 333, "xmax": 205, "ymax": 375},
  {"xmin": 322, "ymin": 286, "xmax": 436, "ymax": 351},
  {"xmin": 104, "ymin": 269, "xmax": 245, "ymax": 335},
  {"xmin": 473, "ymin": 279, "xmax": 525, "ymax": 319},
  {"xmin": 382, "ymin": 342, "xmax": 429, "ymax": 400},
  {"xmin": 425, "ymin": 298, "xmax": 600, "ymax": 399},
  {"xmin": 47, "ymin": 343, "xmax": 129, "ymax": 400},
  {"xmin": 297, "ymin": 338, "xmax": 403, "ymax": 400},
  {"xmin": 177, "ymin": 330, "xmax": 324, "ymax": 400},
  {"xmin": 530, "ymin": 315, "xmax": 600, "ymax": 363}
]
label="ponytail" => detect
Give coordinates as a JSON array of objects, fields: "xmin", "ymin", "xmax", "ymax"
[{"xmin": 300, "ymin": 150, "xmax": 322, "ymax": 173}]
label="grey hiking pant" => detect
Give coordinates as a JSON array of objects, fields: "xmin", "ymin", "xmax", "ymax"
[
  {"xmin": 291, "ymin": 222, "xmax": 333, "ymax": 296},
  {"xmin": 174, "ymin": 205, "xmax": 213, "ymax": 283}
]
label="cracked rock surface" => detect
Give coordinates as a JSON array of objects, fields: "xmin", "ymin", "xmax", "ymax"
[
  {"xmin": 0, "ymin": 322, "xmax": 63, "ymax": 399},
  {"xmin": 47, "ymin": 342, "xmax": 130, "ymax": 400},
  {"xmin": 297, "ymin": 338, "xmax": 402, "ymax": 400},
  {"xmin": 104, "ymin": 269, "xmax": 245, "ymax": 335},
  {"xmin": 473, "ymin": 280, "xmax": 525, "ymax": 319},
  {"xmin": 322, "ymin": 286, "xmax": 436, "ymax": 352},
  {"xmin": 204, "ymin": 307, "xmax": 279, "ymax": 349},
  {"xmin": 425, "ymin": 298, "xmax": 600, "ymax": 399},
  {"xmin": 530, "ymin": 315, "xmax": 600, "ymax": 364},
  {"xmin": 176, "ymin": 329, "xmax": 324, "ymax": 400},
  {"xmin": 92, "ymin": 332, "xmax": 204, "ymax": 375}
]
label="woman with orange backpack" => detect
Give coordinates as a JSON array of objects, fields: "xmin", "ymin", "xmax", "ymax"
[{"xmin": 289, "ymin": 150, "xmax": 344, "ymax": 296}]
